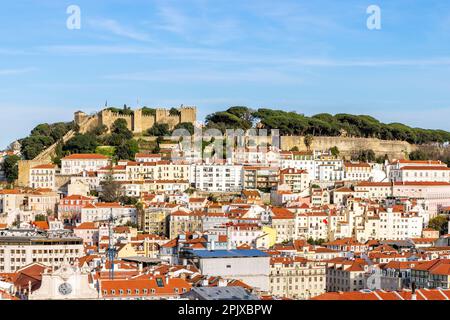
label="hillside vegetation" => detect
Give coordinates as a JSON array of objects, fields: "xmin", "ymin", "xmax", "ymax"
[
  {"xmin": 206, "ymin": 107, "xmax": 450, "ymax": 145},
  {"xmin": 16, "ymin": 106, "xmax": 450, "ymax": 163}
]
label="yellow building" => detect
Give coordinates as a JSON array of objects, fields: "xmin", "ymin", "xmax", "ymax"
[
  {"xmin": 258, "ymin": 226, "xmax": 277, "ymax": 248},
  {"xmin": 117, "ymin": 243, "xmax": 138, "ymax": 259}
]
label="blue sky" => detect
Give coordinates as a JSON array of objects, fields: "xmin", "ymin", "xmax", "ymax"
[{"xmin": 1, "ymin": 0, "xmax": 450, "ymax": 148}]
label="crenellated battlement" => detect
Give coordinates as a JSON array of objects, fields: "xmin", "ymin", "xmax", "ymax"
[{"xmin": 74, "ymin": 105, "xmax": 197, "ymax": 134}]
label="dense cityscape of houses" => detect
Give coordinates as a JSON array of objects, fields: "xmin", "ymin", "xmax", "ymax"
[{"xmin": 1, "ymin": 142, "xmax": 450, "ymax": 301}]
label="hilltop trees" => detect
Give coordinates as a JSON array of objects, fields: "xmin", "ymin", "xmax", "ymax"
[
  {"xmin": 206, "ymin": 106, "xmax": 254, "ymax": 132},
  {"xmin": 63, "ymin": 133, "xmax": 99, "ymax": 154},
  {"xmin": 174, "ymin": 122, "xmax": 195, "ymax": 135},
  {"xmin": 251, "ymin": 109, "xmax": 450, "ymax": 144},
  {"xmin": 20, "ymin": 122, "xmax": 74, "ymax": 160},
  {"xmin": 147, "ymin": 123, "xmax": 170, "ymax": 137},
  {"xmin": 115, "ymin": 139, "xmax": 139, "ymax": 160},
  {"xmin": 2, "ymin": 155, "xmax": 20, "ymax": 183}
]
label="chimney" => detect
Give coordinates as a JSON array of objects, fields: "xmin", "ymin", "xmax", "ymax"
[
  {"xmin": 165, "ymin": 276, "xmax": 169, "ymax": 285},
  {"xmin": 411, "ymin": 282, "xmax": 417, "ymax": 300}
]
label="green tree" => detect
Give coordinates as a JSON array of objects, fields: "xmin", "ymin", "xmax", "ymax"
[
  {"xmin": 34, "ymin": 214, "xmax": 47, "ymax": 221},
  {"xmin": 147, "ymin": 123, "xmax": 170, "ymax": 137},
  {"xmin": 169, "ymin": 107, "xmax": 181, "ymax": 116},
  {"xmin": 92, "ymin": 124, "xmax": 108, "ymax": 136},
  {"xmin": 63, "ymin": 133, "xmax": 99, "ymax": 154},
  {"xmin": 330, "ymin": 146, "xmax": 340, "ymax": 157},
  {"xmin": 115, "ymin": 139, "xmax": 139, "ymax": 160},
  {"xmin": 428, "ymin": 215, "xmax": 449, "ymax": 235},
  {"xmin": 2, "ymin": 155, "xmax": 20, "ymax": 183},
  {"xmin": 304, "ymin": 135, "xmax": 314, "ymax": 151},
  {"xmin": 352, "ymin": 149, "xmax": 376, "ymax": 162},
  {"xmin": 111, "ymin": 119, "xmax": 133, "ymax": 139},
  {"xmin": 174, "ymin": 122, "xmax": 195, "ymax": 135}
]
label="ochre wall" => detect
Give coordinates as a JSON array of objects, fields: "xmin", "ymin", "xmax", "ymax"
[
  {"xmin": 280, "ymin": 136, "xmax": 416, "ymax": 159},
  {"xmin": 80, "ymin": 106, "xmax": 197, "ymax": 134}
]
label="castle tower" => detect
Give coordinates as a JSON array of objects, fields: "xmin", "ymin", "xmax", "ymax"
[
  {"xmin": 180, "ymin": 106, "xmax": 197, "ymax": 124},
  {"xmin": 155, "ymin": 108, "xmax": 168, "ymax": 123},
  {"xmin": 74, "ymin": 111, "xmax": 88, "ymax": 125},
  {"xmin": 133, "ymin": 109, "xmax": 143, "ymax": 134}
]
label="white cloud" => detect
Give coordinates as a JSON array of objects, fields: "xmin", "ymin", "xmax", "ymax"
[
  {"xmin": 88, "ymin": 18, "xmax": 152, "ymax": 42},
  {"xmin": 0, "ymin": 67, "xmax": 37, "ymax": 76}
]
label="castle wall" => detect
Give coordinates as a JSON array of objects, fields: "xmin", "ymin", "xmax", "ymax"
[
  {"xmin": 95, "ymin": 107, "xmax": 197, "ymax": 134},
  {"xmin": 100, "ymin": 110, "xmax": 133, "ymax": 132},
  {"xmin": 140, "ymin": 115, "xmax": 155, "ymax": 133},
  {"xmin": 280, "ymin": 136, "xmax": 416, "ymax": 159}
]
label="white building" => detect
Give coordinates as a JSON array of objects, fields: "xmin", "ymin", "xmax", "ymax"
[
  {"xmin": 185, "ymin": 249, "xmax": 270, "ymax": 292},
  {"xmin": 29, "ymin": 164, "xmax": 57, "ymax": 190},
  {"xmin": 378, "ymin": 208, "xmax": 423, "ymax": 240},
  {"xmin": 80, "ymin": 202, "xmax": 137, "ymax": 225},
  {"xmin": 280, "ymin": 151, "xmax": 316, "ymax": 181},
  {"xmin": 0, "ymin": 229, "xmax": 84, "ymax": 273},
  {"xmin": 192, "ymin": 164, "xmax": 243, "ymax": 192},
  {"xmin": 389, "ymin": 160, "xmax": 449, "ymax": 182},
  {"xmin": 61, "ymin": 154, "xmax": 110, "ymax": 176}
]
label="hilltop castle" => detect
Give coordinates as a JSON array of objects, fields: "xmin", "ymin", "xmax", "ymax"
[{"xmin": 74, "ymin": 105, "xmax": 197, "ymax": 134}]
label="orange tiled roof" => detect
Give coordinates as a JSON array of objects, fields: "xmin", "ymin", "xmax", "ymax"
[{"xmin": 62, "ymin": 154, "xmax": 108, "ymax": 160}]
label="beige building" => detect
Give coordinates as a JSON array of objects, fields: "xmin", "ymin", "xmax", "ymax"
[
  {"xmin": 270, "ymin": 257, "xmax": 326, "ymax": 299},
  {"xmin": 125, "ymin": 161, "xmax": 190, "ymax": 182},
  {"xmin": 169, "ymin": 210, "xmax": 203, "ymax": 239},
  {"xmin": 326, "ymin": 258, "xmax": 369, "ymax": 292},
  {"xmin": 343, "ymin": 162, "xmax": 372, "ymax": 181},
  {"xmin": 142, "ymin": 207, "xmax": 171, "ymax": 235},
  {"xmin": 269, "ymin": 207, "xmax": 295, "ymax": 243}
]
